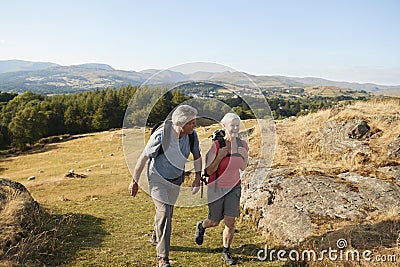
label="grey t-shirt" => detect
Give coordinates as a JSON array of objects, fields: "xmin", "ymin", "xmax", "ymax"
[{"xmin": 144, "ymin": 128, "xmax": 200, "ymax": 179}]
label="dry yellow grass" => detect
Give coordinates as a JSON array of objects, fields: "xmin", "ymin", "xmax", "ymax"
[
  {"xmin": 0, "ymin": 130, "xmax": 138, "ymax": 205},
  {"xmin": 272, "ymin": 98, "xmax": 400, "ymax": 176}
]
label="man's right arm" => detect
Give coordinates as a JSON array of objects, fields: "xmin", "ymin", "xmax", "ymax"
[
  {"xmin": 132, "ymin": 151, "xmax": 149, "ymax": 183},
  {"xmin": 128, "ymin": 151, "xmax": 149, "ymax": 197}
]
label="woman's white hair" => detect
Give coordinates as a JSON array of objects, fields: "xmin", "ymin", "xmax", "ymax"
[
  {"xmin": 220, "ymin": 112, "xmax": 241, "ymax": 126},
  {"xmin": 171, "ymin": 105, "xmax": 198, "ymax": 126}
]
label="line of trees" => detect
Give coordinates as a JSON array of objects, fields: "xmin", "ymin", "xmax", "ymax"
[
  {"xmin": 0, "ymin": 86, "xmax": 193, "ymax": 150},
  {"xmin": 0, "ymin": 85, "xmax": 356, "ymax": 151},
  {"xmin": 0, "ymin": 86, "xmax": 138, "ymax": 150}
]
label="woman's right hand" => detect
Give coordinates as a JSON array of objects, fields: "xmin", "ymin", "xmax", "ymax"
[{"xmin": 217, "ymin": 146, "xmax": 229, "ymax": 159}]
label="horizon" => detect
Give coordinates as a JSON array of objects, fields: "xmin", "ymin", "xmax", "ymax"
[
  {"xmin": 2, "ymin": 58, "xmax": 400, "ymax": 87},
  {"xmin": 1, "ymin": 0, "xmax": 399, "ymax": 86}
]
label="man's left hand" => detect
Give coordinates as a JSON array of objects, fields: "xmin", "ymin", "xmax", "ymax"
[{"xmin": 191, "ymin": 178, "xmax": 201, "ymax": 194}]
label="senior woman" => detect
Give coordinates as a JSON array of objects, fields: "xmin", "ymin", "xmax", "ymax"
[{"xmin": 194, "ymin": 113, "xmax": 249, "ymax": 265}]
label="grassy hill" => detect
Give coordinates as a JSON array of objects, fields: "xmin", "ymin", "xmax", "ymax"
[
  {"xmin": 0, "ymin": 127, "xmax": 273, "ymax": 266},
  {"xmin": 1, "ymin": 98, "xmax": 399, "ymax": 266}
]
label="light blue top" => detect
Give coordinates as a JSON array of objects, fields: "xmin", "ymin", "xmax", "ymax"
[{"xmin": 144, "ymin": 128, "xmax": 200, "ymax": 179}]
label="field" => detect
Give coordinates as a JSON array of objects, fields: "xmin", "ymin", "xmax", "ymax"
[
  {"xmin": 2, "ymin": 98, "xmax": 400, "ymax": 266},
  {"xmin": 0, "ymin": 126, "xmax": 278, "ymax": 266}
]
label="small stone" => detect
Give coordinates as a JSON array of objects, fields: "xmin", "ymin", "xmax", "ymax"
[{"xmin": 27, "ymin": 176, "xmax": 35, "ymax": 181}]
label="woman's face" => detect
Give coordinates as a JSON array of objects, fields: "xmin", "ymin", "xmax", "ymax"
[{"xmin": 223, "ymin": 118, "xmax": 240, "ymax": 138}]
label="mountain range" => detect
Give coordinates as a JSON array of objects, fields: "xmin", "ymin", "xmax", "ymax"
[{"xmin": 0, "ymin": 60, "xmax": 399, "ymax": 95}]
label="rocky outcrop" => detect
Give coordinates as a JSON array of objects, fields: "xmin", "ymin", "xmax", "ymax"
[
  {"xmin": 308, "ymin": 119, "xmax": 375, "ymax": 163},
  {"xmin": 387, "ymin": 135, "xmax": 400, "ymax": 159},
  {"xmin": 0, "ymin": 178, "xmax": 40, "ymax": 258},
  {"xmin": 378, "ymin": 165, "xmax": 400, "ymax": 181},
  {"xmin": 241, "ymin": 164, "xmax": 400, "ymax": 246}
]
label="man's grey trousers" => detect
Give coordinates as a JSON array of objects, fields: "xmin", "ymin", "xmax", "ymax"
[{"xmin": 148, "ymin": 173, "xmax": 183, "ymax": 258}]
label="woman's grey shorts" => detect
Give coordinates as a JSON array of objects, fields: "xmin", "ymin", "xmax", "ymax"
[{"xmin": 207, "ymin": 185, "xmax": 241, "ymax": 222}]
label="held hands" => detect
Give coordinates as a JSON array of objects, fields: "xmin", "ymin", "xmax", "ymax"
[
  {"xmin": 217, "ymin": 146, "xmax": 230, "ymax": 159},
  {"xmin": 128, "ymin": 180, "xmax": 138, "ymax": 197},
  {"xmin": 191, "ymin": 177, "xmax": 201, "ymax": 195}
]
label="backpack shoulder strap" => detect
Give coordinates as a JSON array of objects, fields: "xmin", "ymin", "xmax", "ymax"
[
  {"xmin": 236, "ymin": 137, "xmax": 243, "ymax": 147},
  {"xmin": 151, "ymin": 121, "xmax": 165, "ymax": 135},
  {"xmin": 189, "ymin": 132, "xmax": 195, "ymax": 154},
  {"xmin": 156, "ymin": 120, "xmax": 172, "ymax": 157}
]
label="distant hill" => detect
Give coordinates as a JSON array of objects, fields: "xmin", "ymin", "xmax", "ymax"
[
  {"xmin": 285, "ymin": 76, "xmax": 400, "ymax": 95},
  {"xmin": 0, "ymin": 60, "xmax": 399, "ymax": 95},
  {"xmin": 139, "ymin": 69, "xmax": 187, "ymax": 84},
  {"xmin": 0, "ymin": 60, "xmax": 59, "ymax": 74},
  {"xmin": 71, "ymin": 63, "xmax": 115, "ymax": 71},
  {"xmin": 0, "ymin": 65, "xmax": 146, "ymax": 94}
]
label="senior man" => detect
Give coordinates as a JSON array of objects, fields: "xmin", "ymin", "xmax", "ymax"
[{"xmin": 129, "ymin": 105, "xmax": 202, "ymax": 267}]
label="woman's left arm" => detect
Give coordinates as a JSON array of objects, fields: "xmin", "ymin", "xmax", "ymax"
[{"xmin": 238, "ymin": 142, "xmax": 249, "ymax": 170}]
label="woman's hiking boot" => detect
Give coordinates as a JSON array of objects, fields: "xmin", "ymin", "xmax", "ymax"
[
  {"xmin": 157, "ymin": 257, "xmax": 171, "ymax": 267},
  {"xmin": 221, "ymin": 251, "xmax": 237, "ymax": 265},
  {"xmin": 194, "ymin": 221, "xmax": 205, "ymax": 245}
]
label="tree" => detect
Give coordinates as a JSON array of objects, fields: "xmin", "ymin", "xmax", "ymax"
[
  {"xmin": 64, "ymin": 103, "xmax": 84, "ymax": 134},
  {"xmin": 92, "ymin": 107, "xmax": 109, "ymax": 130},
  {"xmin": 8, "ymin": 105, "xmax": 48, "ymax": 150}
]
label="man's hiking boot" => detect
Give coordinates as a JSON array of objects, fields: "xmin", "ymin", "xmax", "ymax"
[
  {"xmin": 157, "ymin": 257, "xmax": 171, "ymax": 267},
  {"xmin": 194, "ymin": 221, "xmax": 205, "ymax": 245},
  {"xmin": 221, "ymin": 251, "xmax": 237, "ymax": 265},
  {"xmin": 150, "ymin": 230, "xmax": 157, "ymax": 246}
]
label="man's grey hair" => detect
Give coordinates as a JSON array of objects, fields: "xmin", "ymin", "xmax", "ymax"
[{"xmin": 171, "ymin": 105, "xmax": 198, "ymax": 126}]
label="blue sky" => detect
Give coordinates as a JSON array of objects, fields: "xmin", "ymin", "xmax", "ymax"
[{"xmin": 1, "ymin": 0, "xmax": 399, "ymax": 85}]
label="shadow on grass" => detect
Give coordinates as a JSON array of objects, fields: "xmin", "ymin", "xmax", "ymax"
[
  {"xmin": 0, "ymin": 133, "xmax": 95, "ymax": 159},
  {"xmin": 234, "ymin": 243, "xmax": 267, "ymax": 263},
  {"xmin": 0, "ymin": 166, "xmax": 7, "ymax": 174},
  {"xmin": 14, "ymin": 211, "xmax": 108, "ymax": 266},
  {"xmin": 0, "ymin": 143, "xmax": 62, "ymax": 159},
  {"xmin": 170, "ymin": 245, "xmax": 221, "ymax": 254},
  {"xmin": 170, "ymin": 243, "xmax": 265, "ymax": 263}
]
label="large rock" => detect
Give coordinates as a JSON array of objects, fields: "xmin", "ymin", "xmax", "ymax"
[
  {"xmin": 0, "ymin": 178, "xmax": 40, "ymax": 257},
  {"xmin": 240, "ymin": 164, "xmax": 400, "ymax": 246}
]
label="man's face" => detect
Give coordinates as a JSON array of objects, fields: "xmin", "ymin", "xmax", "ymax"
[{"xmin": 182, "ymin": 118, "xmax": 196, "ymax": 134}]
